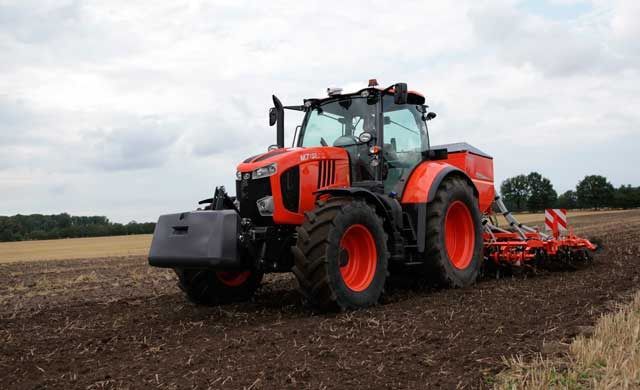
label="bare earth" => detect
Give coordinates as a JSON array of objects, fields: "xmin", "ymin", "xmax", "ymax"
[{"xmin": 1, "ymin": 210, "xmax": 639, "ymax": 389}]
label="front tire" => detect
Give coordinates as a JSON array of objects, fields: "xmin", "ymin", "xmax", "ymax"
[
  {"xmin": 292, "ymin": 198, "xmax": 390, "ymax": 311},
  {"xmin": 175, "ymin": 268, "xmax": 262, "ymax": 305},
  {"xmin": 425, "ymin": 177, "xmax": 483, "ymax": 287}
]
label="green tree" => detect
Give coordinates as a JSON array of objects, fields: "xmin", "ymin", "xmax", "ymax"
[
  {"xmin": 500, "ymin": 174, "xmax": 530, "ymax": 212},
  {"xmin": 613, "ymin": 185, "xmax": 640, "ymax": 209},
  {"xmin": 576, "ymin": 175, "xmax": 615, "ymax": 209},
  {"xmin": 526, "ymin": 172, "xmax": 557, "ymax": 212},
  {"xmin": 0, "ymin": 213, "xmax": 156, "ymax": 242},
  {"xmin": 556, "ymin": 190, "xmax": 578, "ymax": 209}
]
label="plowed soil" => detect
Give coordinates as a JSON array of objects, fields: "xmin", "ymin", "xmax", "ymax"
[{"xmin": 1, "ymin": 210, "xmax": 639, "ymax": 389}]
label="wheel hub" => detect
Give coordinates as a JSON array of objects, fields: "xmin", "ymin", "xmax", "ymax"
[
  {"xmin": 216, "ymin": 271, "xmax": 251, "ymax": 287},
  {"xmin": 339, "ymin": 224, "xmax": 377, "ymax": 292},
  {"xmin": 444, "ymin": 200, "xmax": 475, "ymax": 270}
]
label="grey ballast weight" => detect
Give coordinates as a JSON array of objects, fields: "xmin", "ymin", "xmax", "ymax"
[{"xmin": 148, "ymin": 210, "xmax": 241, "ymax": 269}]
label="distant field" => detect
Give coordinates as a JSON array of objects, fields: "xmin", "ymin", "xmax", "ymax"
[
  {"xmin": 502, "ymin": 209, "xmax": 629, "ymax": 225},
  {"xmin": 0, "ymin": 209, "xmax": 630, "ymax": 264},
  {"xmin": 0, "ymin": 234, "xmax": 152, "ymax": 263}
]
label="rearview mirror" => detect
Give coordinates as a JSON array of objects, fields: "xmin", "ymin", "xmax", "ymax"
[
  {"xmin": 269, "ymin": 108, "xmax": 277, "ymax": 126},
  {"xmin": 426, "ymin": 112, "xmax": 437, "ymax": 121},
  {"xmin": 394, "ymin": 82, "xmax": 408, "ymax": 105}
]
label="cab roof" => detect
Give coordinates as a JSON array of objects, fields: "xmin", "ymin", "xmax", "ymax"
[{"xmin": 303, "ymin": 86, "xmax": 426, "ymax": 108}]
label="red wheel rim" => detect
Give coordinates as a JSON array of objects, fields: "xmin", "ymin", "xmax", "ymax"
[
  {"xmin": 444, "ymin": 200, "xmax": 475, "ymax": 270},
  {"xmin": 339, "ymin": 224, "xmax": 377, "ymax": 292},
  {"xmin": 216, "ymin": 271, "xmax": 251, "ymax": 287}
]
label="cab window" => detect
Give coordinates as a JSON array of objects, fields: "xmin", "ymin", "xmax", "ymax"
[{"xmin": 383, "ymin": 96, "xmax": 427, "ymax": 191}]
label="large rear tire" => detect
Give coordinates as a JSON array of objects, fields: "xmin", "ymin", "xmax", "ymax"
[
  {"xmin": 425, "ymin": 177, "xmax": 483, "ymax": 287},
  {"xmin": 174, "ymin": 268, "xmax": 262, "ymax": 305},
  {"xmin": 292, "ymin": 198, "xmax": 389, "ymax": 311}
]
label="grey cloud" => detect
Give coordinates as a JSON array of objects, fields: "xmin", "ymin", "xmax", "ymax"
[
  {"xmin": 189, "ymin": 122, "xmax": 265, "ymax": 157},
  {"xmin": 468, "ymin": 3, "xmax": 611, "ymax": 76},
  {"xmin": 0, "ymin": 1, "xmax": 81, "ymax": 44},
  {"xmin": 0, "ymin": 1, "xmax": 144, "ymax": 71},
  {"xmin": 85, "ymin": 117, "xmax": 181, "ymax": 171},
  {"xmin": 0, "ymin": 96, "xmax": 37, "ymax": 144}
]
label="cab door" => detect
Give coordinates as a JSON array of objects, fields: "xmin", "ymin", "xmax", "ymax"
[{"xmin": 381, "ymin": 96, "xmax": 428, "ymax": 193}]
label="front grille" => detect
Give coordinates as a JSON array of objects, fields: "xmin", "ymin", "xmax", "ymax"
[
  {"xmin": 317, "ymin": 159, "xmax": 336, "ymax": 188},
  {"xmin": 280, "ymin": 166, "xmax": 300, "ymax": 212},
  {"xmin": 236, "ymin": 177, "xmax": 273, "ymax": 225}
]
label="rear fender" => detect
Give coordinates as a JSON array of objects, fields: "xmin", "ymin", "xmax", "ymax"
[
  {"xmin": 400, "ymin": 161, "xmax": 478, "ymax": 252},
  {"xmin": 400, "ymin": 161, "xmax": 478, "ymax": 204}
]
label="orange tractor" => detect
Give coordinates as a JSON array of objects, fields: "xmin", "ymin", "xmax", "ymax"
[{"xmin": 149, "ymin": 80, "xmax": 596, "ymax": 310}]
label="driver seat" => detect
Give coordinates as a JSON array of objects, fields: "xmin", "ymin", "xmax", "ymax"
[
  {"xmin": 333, "ymin": 136, "xmax": 375, "ymax": 182},
  {"xmin": 383, "ymin": 143, "xmax": 403, "ymax": 192}
]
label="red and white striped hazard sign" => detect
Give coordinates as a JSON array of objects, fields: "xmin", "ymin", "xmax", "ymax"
[{"xmin": 545, "ymin": 208, "xmax": 568, "ymax": 233}]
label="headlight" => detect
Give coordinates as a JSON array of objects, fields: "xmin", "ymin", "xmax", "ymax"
[
  {"xmin": 256, "ymin": 196, "xmax": 274, "ymax": 216},
  {"xmin": 251, "ymin": 163, "xmax": 277, "ymax": 179},
  {"xmin": 236, "ymin": 171, "xmax": 242, "ymax": 180}
]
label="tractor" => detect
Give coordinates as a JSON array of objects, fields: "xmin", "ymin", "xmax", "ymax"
[{"xmin": 148, "ymin": 80, "xmax": 595, "ymax": 311}]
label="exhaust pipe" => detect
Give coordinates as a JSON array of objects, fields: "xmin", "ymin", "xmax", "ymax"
[{"xmin": 271, "ymin": 95, "xmax": 285, "ymax": 148}]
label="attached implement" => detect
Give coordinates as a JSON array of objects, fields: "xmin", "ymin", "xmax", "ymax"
[
  {"xmin": 148, "ymin": 80, "xmax": 597, "ymax": 311},
  {"xmin": 483, "ymin": 197, "xmax": 596, "ymax": 270}
]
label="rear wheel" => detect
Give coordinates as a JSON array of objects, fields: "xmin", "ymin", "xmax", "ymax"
[
  {"xmin": 292, "ymin": 198, "xmax": 389, "ymax": 311},
  {"xmin": 425, "ymin": 177, "xmax": 483, "ymax": 287},
  {"xmin": 174, "ymin": 268, "xmax": 262, "ymax": 305}
]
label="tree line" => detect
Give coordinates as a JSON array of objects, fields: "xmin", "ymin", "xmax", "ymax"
[
  {"xmin": 0, "ymin": 213, "xmax": 155, "ymax": 242},
  {"xmin": 500, "ymin": 173, "xmax": 640, "ymax": 212}
]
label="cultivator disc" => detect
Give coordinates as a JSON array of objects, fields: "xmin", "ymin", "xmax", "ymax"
[{"xmin": 482, "ymin": 195, "xmax": 597, "ymax": 272}]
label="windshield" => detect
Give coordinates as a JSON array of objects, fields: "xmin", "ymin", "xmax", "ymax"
[{"xmin": 300, "ymin": 97, "xmax": 378, "ymax": 147}]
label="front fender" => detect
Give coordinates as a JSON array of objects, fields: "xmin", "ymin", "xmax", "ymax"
[{"xmin": 315, "ymin": 187, "xmax": 402, "ymax": 229}]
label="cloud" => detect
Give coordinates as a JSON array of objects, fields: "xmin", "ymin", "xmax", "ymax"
[
  {"xmin": 468, "ymin": 1, "xmax": 613, "ymax": 77},
  {"xmin": 0, "ymin": 0, "xmax": 638, "ymax": 222},
  {"xmin": 83, "ymin": 116, "xmax": 181, "ymax": 171}
]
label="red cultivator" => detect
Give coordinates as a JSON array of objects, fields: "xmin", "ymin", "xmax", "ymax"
[{"xmin": 483, "ymin": 195, "xmax": 597, "ymax": 270}]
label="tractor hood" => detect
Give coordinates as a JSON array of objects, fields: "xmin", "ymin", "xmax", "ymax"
[
  {"xmin": 235, "ymin": 146, "xmax": 351, "ymax": 226},
  {"xmin": 236, "ymin": 147, "xmax": 349, "ymax": 174}
]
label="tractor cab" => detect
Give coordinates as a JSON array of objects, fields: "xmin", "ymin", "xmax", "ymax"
[{"xmin": 277, "ymin": 80, "xmax": 436, "ymax": 193}]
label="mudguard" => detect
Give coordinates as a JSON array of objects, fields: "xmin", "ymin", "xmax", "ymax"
[{"xmin": 148, "ymin": 210, "xmax": 242, "ymax": 269}]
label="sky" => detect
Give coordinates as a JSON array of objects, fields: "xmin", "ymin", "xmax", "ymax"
[{"xmin": 1, "ymin": 0, "xmax": 639, "ymax": 223}]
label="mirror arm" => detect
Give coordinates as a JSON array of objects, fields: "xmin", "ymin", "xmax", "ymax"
[{"xmin": 284, "ymin": 105, "xmax": 306, "ymax": 112}]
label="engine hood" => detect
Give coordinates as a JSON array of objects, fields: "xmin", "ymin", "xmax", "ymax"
[{"xmin": 236, "ymin": 147, "xmax": 349, "ymax": 173}]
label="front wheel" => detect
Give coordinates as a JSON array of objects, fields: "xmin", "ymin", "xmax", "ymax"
[
  {"xmin": 174, "ymin": 268, "xmax": 262, "ymax": 305},
  {"xmin": 292, "ymin": 198, "xmax": 390, "ymax": 311}
]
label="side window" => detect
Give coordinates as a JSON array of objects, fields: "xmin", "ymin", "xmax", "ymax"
[
  {"xmin": 382, "ymin": 105, "xmax": 425, "ymax": 192},
  {"xmin": 383, "ymin": 108, "xmax": 424, "ymax": 156}
]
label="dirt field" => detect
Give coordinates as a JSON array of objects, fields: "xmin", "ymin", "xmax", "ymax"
[{"xmin": 1, "ymin": 210, "xmax": 639, "ymax": 389}]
